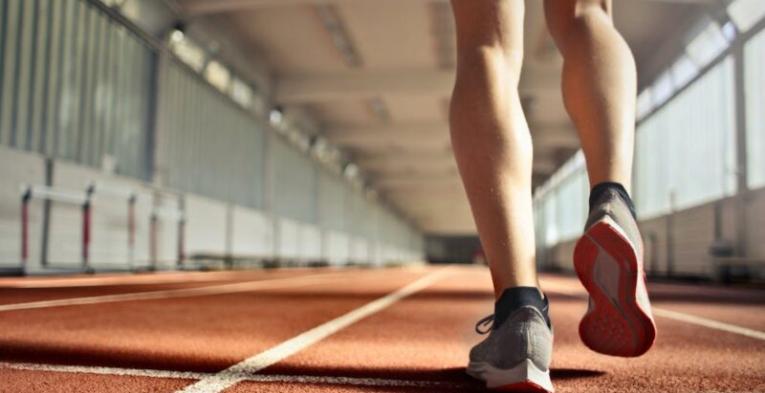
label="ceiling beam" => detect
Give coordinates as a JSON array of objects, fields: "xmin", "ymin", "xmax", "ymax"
[
  {"xmin": 277, "ymin": 70, "xmax": 455, "ymax": 103},
  {"xmin": 326, "ymin": 122, "xmax": 578, "ymax": 151},
  {"xmin": 356, "ymin": 150, "xmax": 454, "ymax": 168},
  {"xmin": 325, "ymin": 122, "xmax": 450, "ymax": 146},
  {"xmin": 368, "ymin": 165, "xmax": 458, "ymax": 178},
  {"xmin": 532, "ymin": 126, "xmax": 580, "ymax": 148},
  {"xmin": 327, "ymin": 122, "xmax": 449, "ymax": 136},
  {"xmin": 361, "ymin": 154, "xmax": 556, "ymax": 182},
  {"xmin": 275, "ymin": 68, "xmax": 559, "ymax": 103},
  {"xmin": 375, "ymin": 176, "xmax": 463, "ymax": 190},
  {"xmin": 364, "ymin": 160, "xmax": 457, "ymax": 176},
  {"xmin": 180, "ymin": 0, "xmax": 716, "ymax": 16}
]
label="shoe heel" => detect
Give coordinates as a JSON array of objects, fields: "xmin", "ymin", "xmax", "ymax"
[
  {"xmin": 575, "ymin": 220, "xmax": 657, "ymax": 357},
  {"xmin": 471, "ymin": 359, "xmax": 554, "ymax": 393}
]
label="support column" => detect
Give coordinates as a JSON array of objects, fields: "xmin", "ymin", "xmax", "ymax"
[{"xmin": 732, "ymin": 39, "xmax": 749, "ymax": 257}]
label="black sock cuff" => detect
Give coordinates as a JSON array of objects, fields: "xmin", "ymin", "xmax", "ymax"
[
  {"xmin": 589, "ymin": 181, "xmax": 636, "ymax": 219},
  {"xmin": 494, "ymin": 287, "xmax": 551, "ymax": 329}
]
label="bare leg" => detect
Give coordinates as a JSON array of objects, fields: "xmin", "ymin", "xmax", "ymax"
[
  {"xmin": 544, "ymin": 0, "xmax": 636, "ymax": 190},
  {"xmin": 449, "ymin": 0, "xmax": 537, "ymax": 297},
  {"xmin": 545, "ymin": 0, "xmax": 658, "ymax": 358}
]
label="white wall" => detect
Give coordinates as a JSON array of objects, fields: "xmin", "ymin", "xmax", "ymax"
[
  {"xmin": 299, "ymin": 223, "xmax": 322, "ymax": 262},
  {"xmin": 276, "ymin": 218, "xmax": 301, "ymax": 260},
  {"xmin": 184, "ymin": 194, "xmax": 227, "ymax": 258},
  {"xmin": 325, "ymin": 230, "xmax": 350, "ymax": 265},
  {"xmin": 0, "ymin": 148, "xmax": 424, "ymax": 273},
  {"xmin": 153, "ymin": 191, "xmax": 182, "ymax": 269},
  {"xmin": 230, "ymin": 205, "xmax": 274, "ymax": 259}
]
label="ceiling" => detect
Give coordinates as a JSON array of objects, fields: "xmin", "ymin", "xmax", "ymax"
[{"xmin": 172, "ymin": 0, "xmax": 709, "ymax": 235}]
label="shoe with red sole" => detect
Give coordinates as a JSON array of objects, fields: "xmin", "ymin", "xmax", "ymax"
[
  {"xmin": 467, "ymin": 288, "xmax": 554, "ymax": 392},
  {"xmin": 574, "ymin": 187, "xmax": 657, "ymax": 357}
]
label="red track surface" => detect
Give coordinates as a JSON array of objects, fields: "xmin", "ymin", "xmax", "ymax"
[{"xmin": 0, "ymin": 266, "xmax": 764, "ymax": 393}]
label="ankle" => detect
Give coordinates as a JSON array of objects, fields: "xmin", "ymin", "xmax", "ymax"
[
  {"xmin": 589, "ymin": 181, "xmax": 636, "ymax": 219},
  {"xmin": 494, "ymin": 286, "xmax": 551, "ymax": 329}
]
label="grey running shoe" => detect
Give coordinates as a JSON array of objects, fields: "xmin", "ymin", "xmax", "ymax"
[
  {"xmin": 467, "ymin": 298, "xmax": 554, "ymax": 392},
  {"xmin": 574, "ymin": 185, "xmax": 657, "ymax": 357}
]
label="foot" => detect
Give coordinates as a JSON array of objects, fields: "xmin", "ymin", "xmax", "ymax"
[
  {"xmin": 467, "ymin": 288, "xmax": 554, "ymax": 392},
  {"xmin": 574, "ymin": 184, "xmax": 657, "ymax": 357}
]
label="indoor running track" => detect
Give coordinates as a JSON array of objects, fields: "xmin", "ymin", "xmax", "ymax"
[{"xmin": 0, "ymin": 265, "xmax": 764, "ymax": 393}]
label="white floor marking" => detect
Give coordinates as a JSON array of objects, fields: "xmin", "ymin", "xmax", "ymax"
[
  {"xmin": 0, "ymin": 268, "xmax": 351, "ymax": 289},
  {"xmin": 176, "ymin": 268, "xmax": 452, "ymax": 393},
  {"xmin": 0, "ymin": 273, "xmax": 265, "ymax": 289},
  {"xmin": 543, "ymin": 284, "xmax": 765, "ymax": 341},
  {"xmin": 0, "ymin": 361, "xmax": 205, "ymax": 380},
  {"xmin": 0, "ymin": 361, "xmax": 466, "ymax": 389},
  {"xmin": 0, "ymin": 273, "xmax": 348, "ymax": 313},
  {"xmin": 652, "ymin": 307, "xmax": 765, "ymax": 341}
]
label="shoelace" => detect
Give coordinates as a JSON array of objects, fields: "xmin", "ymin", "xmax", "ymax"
[
  {"xmin": 475, "ymin": 314, "xmax": 495, "ymax": 335},
  {"xmin": 474, "ymin": 296, "xmax": 551, "ymax": 335}
]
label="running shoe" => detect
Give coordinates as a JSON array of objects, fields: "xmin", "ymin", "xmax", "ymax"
[
  {"xmin": 467, "ymin": 288, "xmax": 554, "ymax": 392},
  {"xmin": 574, "ymin": 186, "xmax": 657, "ymax": 357}
]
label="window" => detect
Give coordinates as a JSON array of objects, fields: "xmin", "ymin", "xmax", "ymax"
[
  {"xmin": 728, "ymin": 0, "xmax": 765, "ymax": 33},
  {"xmin": 744, "ymin": 28, "xmax": 765, "ymax": 188},
  {"xmin": 685, "ymin": 20, "xmax": 729, "ymax": 68},
  {"xmin": 534, "ymin": 152, "xmax": 587, "ymax": 245},
  {"xmin": 671, "ymin": 54, "xmax": 700, "ymax": 90},
  {"xmin": 651, "ymin": 72, "xmax": 674, "ymax": 107},
  {"xmin": 637, "ymin": 89, "xmax": 654, "ymax": 120},
  {"xmin": 634, "ymin": 58, "xmax": 737, "ymax": 218}
]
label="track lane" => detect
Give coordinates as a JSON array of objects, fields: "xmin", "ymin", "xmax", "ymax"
[
  {"xmin": 0, "ymin": 269, "xmax": 345, "ymax": 305},
  {"xmin": 226, "ymin": 267, "xmax": 493, "ymax": 393},
  {"xmin": 180, "ymin": 268, "xmax": 452, "ymax": 393},
  {"xmin": 0, "ymin": 368, "xmax": 193, "ymax": 393},
  {"xmin": 227, "ymin": 268, "xmax": 765, "ymax": 393},
  {"xmin": 0, "ymin": 268, "xmax": 431, "ymax": 392},
  {"xmin": 1, "ymin": 266, "xmax": 763, "ymax": 393}
]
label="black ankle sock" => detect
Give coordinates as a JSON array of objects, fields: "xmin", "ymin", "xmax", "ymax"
[
  {"xmin": 494, "ymin": 287, "xmax": 551, "ymax": 329},
  {"xmin": 589, "ymin": 181, "xmax": 637, "ymax": 219}
]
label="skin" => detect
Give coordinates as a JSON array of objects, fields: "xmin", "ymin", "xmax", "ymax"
[{"xmin": 449, "ymin": 0, "xmax": 636, "ymax": 296}]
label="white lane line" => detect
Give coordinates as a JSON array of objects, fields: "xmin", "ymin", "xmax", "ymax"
[
  {"xmin": 0, "ymin": 361, "xmax": 466, "ymax": 389},
  {"xmin": 652, "ymin": 308, "xmax": 765, "ymax": 341},
  {"xmin": 543, "ymin": 285, "xmax": 765, "ymax": 341},
  {"xmin": 0, "ymin": 268, "xmax": 349, "ymax": 289},
  {"xmin": 0, "ymin": 273, "xmax": 348, "ymax": 313},
  {"xmin": 177, "ymin": 268, "xmax": 452, "ymax": 393},
  {"xmin": 0, "ymin": 273, "xmax": 264, "ymax": 289},
  {"xmin": 0, "ymin": 361, "xmax": 205, "ymax": 380}
]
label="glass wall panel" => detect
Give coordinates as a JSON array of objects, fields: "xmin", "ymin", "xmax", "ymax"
[
  {"xmin": 634, "ymin": 57, "xmax": 736, "ymax": 218},
  {"xmin": 745, "ymin": 27, "xmax": 765, "ymax": 189},
  {"xmin": 0, "ymin": 0, "xmax": 153, "ymax": 179}
]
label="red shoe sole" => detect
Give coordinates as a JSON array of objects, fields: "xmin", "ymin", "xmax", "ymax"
[{"xmin": 574, "ymin": 220, "xmax": 656, "ymax": 357}]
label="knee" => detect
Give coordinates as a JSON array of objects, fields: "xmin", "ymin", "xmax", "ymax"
[
  {"xmin": 452, "ymin": 0, "xmax": 525, "ymax": 78},
  {"xmin": 456, "ymin": 45, "xmax": 523, "ymax": 83},
  {"xmin": 544, "ymin": 0, "xmax": 611, "ymax": 49}
]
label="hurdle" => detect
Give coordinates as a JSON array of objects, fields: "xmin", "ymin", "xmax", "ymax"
[
  {"xmin": 149, "ymin": 200, "xmax": 185, "ymax": 271},
  {"xmin": 90, "ymin": 183, "xmax": 140, "ymax": 270},
  {"xmin": 20, "ymin": 185, "xmax": 90, "ymax": 274}
]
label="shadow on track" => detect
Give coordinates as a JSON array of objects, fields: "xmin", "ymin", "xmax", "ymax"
[{"xmin": 0, "ymin": 341, "xmax": 606, "ymax": 391}]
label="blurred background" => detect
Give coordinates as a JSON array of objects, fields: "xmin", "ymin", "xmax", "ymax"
[{"xmin": 0, "ymin": 0, "xmax": 763, "ymax": 284}]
